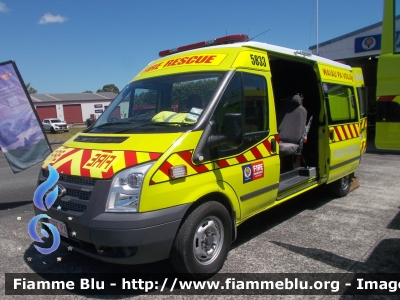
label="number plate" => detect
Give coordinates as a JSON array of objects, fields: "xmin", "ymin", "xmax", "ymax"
[{"xmin": 48, "ymin": 218, "xmax": 68, "ymax": 238}]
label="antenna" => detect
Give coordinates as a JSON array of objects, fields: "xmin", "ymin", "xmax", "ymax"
[
  {"xmin": 248, "ymin": 29, "xmax": 270, "ymax": 42},
  {"xmin": 316, "ymin": 0, "xmax": 319, "ymax": 55}
]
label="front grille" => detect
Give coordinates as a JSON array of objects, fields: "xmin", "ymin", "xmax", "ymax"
[
  {"xmin": 42, "ymin": 169, "xmax": 98, "ymax": 186},
  {"xmin": 41, "ymin": 168, "xmax": 101, "ymax": 212},
  {"xmin": 66, "ymin": 189, "xmax": 91, "ymax": 200},
  {"xmin": 54, "ymin": 199, "xmax": 86, "ymax": 212}
]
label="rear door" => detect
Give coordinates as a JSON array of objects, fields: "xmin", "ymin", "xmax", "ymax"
[
  {"xmin": 353, "ymin": 67, "xmax": 368, "ymax": 154},
  {"xmin": 318, "ymin": 64, "xmax": 361, "ymax": 183}
]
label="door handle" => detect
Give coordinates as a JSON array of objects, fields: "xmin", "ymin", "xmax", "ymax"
[
  {"xmin": 271, "ymin": 138, "xmax": 277, "ymax": 153},
  {"xmin": 329, "ymin": 129, "xmax": 335, "ymax": 140}
]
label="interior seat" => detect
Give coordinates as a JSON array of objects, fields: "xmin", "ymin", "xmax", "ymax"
[{"xmin": 278, "ymin": 94, "xmax": 307, "ymax": 157}]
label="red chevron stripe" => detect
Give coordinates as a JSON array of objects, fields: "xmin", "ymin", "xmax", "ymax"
[
  {"xmin": 263, "ymin": 139, "xmax": 272, "ymax": 154},
  {"xmin": 347, "ymin": 125, "xmax": 354, "ymax": 138},
  {"xmin": 236, "ymin": 154, "xmax": 248, "ymax": 164},
  {"xmin": 53, "ymin": 148, "xmax": 80, "ymax": 165},
  {"xmin": 217, "ymin": 159, "xmax": 230, "ymax": 168},
  {"xmin": 178, "ymin": 151, "xmax": 209, "ymax": 173},
  {"xmin": 341, "ymin": 126, "xmax": 349, "ymax": 139},
  {"xmin": 150, "ymin": 152, "xmax": 161, "ymax": 160},
  {"xmin": 159, "ymin": 160, "xmax": 173, "ymax": 176},
  {"xmin": 124, "ymin": 151, "xmax": 138, "ymax": 167},
  {"xmin": 352, "ymin": 124, "xmax": 359, "ymax": 136},
  {"xmin": 102, "ymin": 165, "xmax": 115, "ymax": 179},
  {"xmin": 55, "ymin": 159, "xmax": 72, "ymax": 175},
  {"xmin": 80, "ymin": 149, "xmax": 92, "ymax": 177},
  {"xmin": 250, "ymin": 146, "xmax": 263, "ymax": 159},
  {"xmin": 334, "ymin": 127, "xmax": 342, "ymax": 141}
]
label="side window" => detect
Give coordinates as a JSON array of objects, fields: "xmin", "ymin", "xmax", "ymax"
[
  {"xmin": 212, "ymin": 72, "xmax": 269, "ymax": 151},
  {"xmin": 324, "ymin": 83, "xmax": 357, "ymax": 124},
  {"xmin": 243, "ymin": 73, "xmax": 268, "ymax": 133},
  {"xmin": 357, "ymin": 87, "xmax": 367, "ymax": 118},
  {"xmin": 213, "ymin": 72, "xmax": 243, "ymax": 135}
]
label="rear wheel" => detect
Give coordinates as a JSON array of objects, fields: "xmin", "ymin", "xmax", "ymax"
[
  {"xmin": 328, "ymin": 174, "xmax": 351, "ymax": 197},
  {"xmin": 170, "ymin": 201, "xmax": 231, "ymax": 280}
]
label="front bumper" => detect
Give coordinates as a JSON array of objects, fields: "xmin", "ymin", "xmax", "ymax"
[
  {"xmin": 36, "ymin": 168, "xmax": 190, "ymax": 264},
  {"xmin": 53, "ymin": 126, "xmax": 69, "ymax": 132},
  {"xmin": 35, "ymin": 203, "xmax": 190, "ymax": 264}
]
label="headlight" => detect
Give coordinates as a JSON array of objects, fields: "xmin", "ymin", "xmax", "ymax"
[{"xmin": 106, "ymin": 162, "xmax": 154, "ymax": 212}]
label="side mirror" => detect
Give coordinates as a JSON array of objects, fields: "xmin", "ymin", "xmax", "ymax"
[{"xmin": 208, "ymin": 113, "xmax": 244, "ymax": 148}]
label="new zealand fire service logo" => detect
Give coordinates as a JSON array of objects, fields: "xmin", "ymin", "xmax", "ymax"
[
  {"xmin": 28, "ymin": 165, "xmax": 61, "ymax": 255},
  {"xmin": 243, "ymin": 166, "xmax": 252, "ymax": 182},
  {"xmin": 242, "ymin": 162, "xmax": 264, "ymax": 183},
  {"xmin": 361, "ymin": 36, "xmax": 377, "ymax": 51}
]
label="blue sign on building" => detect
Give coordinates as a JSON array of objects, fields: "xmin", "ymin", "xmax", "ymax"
[
  {"xmin": 355, "ymin": 34, "xmax": 382, "ymax": 53},
  {"xmin": 355, "ymin": 32, "xmax": 400, "ymax": 53}
]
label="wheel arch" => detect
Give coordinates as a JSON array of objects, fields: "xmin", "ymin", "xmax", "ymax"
[{"xmin": 179, "ymin": 191, "xmax": 238, "ymax": 243}]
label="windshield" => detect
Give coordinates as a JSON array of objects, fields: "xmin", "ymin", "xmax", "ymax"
[
  {"xmin": 90, "ymin": 72, "xmax": 225, "ymax": 133},
  {"xmin": 51, "ymin": 119, "xmax": 62, "ymax": 123}
]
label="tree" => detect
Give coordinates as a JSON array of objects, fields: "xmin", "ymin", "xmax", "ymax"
[
  {"xmin": 97, "ymin": 84, "xmax": 119, "ymax": 94},
  {"xmin": 25, "ymin": 83, "xmax": 37, "ymax": 94}
]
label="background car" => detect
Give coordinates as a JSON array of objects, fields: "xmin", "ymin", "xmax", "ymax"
[{"xmin": 42, "ymin": 118, "xmax": 69, "ymax": 133}]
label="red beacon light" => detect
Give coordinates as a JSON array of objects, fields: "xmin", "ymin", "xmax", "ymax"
[{"xmin": 159, "ymin": 34, "xmax": 249, "ymax": 57}]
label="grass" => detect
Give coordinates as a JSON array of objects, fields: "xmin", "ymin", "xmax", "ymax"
[{"xmin": 45, "ymin": 127, "xmax": 85, "ymax": 141}]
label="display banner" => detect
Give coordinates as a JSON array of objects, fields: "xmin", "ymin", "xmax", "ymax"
[{"xmin": 0, "ymin": 60, "xmax": 51, "ymax": 173}]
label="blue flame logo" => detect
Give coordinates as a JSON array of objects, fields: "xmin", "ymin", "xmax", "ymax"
[{"xmin": 28, "ymin": 165, "xmax": 61, "ymax": 254}]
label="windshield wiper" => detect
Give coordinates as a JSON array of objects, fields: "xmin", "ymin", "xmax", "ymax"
[
  {"xmin": 95, "ymin": 121, "xmax": 136, "ymax": 128},
  {"xmin": 148, "ymin": 122, "xmax": 194, "ymax": 126}
]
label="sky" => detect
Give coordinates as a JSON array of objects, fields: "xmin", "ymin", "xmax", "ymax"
[{"xmin": 0, "ymin": 0, "xmax": 384, "ymax": 94}]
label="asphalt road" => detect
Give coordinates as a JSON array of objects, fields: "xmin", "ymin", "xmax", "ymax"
[{"xmin": 0, "ymin": 150, "xmax": 399, "ymax": 299}]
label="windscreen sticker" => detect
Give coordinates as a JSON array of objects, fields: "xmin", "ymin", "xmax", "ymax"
[
  {"xmin": 190, "ymin": 107, "xmax": 203, "ymax": 115},
  {"xmin": 141, "ymin": 54, "xmax": 227, "ymax": 74},
  {"xmin": 185, "ymin": 107, "xmax": 203, "ymax": 122},
  {"xmin": 242, "ymin": 161, "xmax": 264, "ymax": 183},
  {"xmin": 185, "ymin": 113, "xmax": 199, "ymax": 122}
]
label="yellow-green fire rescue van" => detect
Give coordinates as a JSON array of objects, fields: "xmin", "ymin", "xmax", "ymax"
[{"xmin": 35, "ymin": 34, "xmax": 365, "ymax": 279}]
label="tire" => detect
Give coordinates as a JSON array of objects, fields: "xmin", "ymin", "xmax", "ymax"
[
  {"xmin": 50, "ymin": 127, "xmax": 56, "ymax": 133},
  {"xmin": 328, "ymin": 174, "xmax": 351, "ymax": 197},
  {"xmin": 170, "ymin": 201, "xmax": 232, "ymax": 280}
]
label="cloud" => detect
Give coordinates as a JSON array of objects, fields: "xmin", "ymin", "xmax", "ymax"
[
  {"xmin": 38, "ymin": 13, "xmax": 68, "ymax": 24},
  {"xmin": 0, "ymin": 2, "xmax": 9, "ymax": 13}
]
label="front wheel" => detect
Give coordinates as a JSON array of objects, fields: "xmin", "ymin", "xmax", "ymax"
[
  {"xmin": 50, "ymin": 127, "xmax": 56, "ymax": 133},
  {"xmin": 170, "ymin": 201, "xmax": 232, "ymax": 280},
  {"xmin": 328, "ymin": 174, "xmax": 351, "ymax": 197}
]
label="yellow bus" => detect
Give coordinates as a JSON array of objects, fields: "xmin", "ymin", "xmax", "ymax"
[{"xmin": 375, "ymin": 0, "xmax": 400, "ymax": 150}]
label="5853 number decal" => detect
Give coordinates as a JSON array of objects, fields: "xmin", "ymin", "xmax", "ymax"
[{"xmin": 250, "ymin": 54, "xmax": 266, "ymax": 67}]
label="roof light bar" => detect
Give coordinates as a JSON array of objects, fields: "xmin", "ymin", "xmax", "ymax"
[
  {"xmin": 294, "ymin": 50, "xmax": 312, "ymax": 57},
  {"xmin": 159, "ymin": 34, "xmax": 249, "ymax": 57}
]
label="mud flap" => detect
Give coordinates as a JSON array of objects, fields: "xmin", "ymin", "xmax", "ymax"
[{"xmin": 350, "ymin": 175, "xmax": 360, "ymax": 192}]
